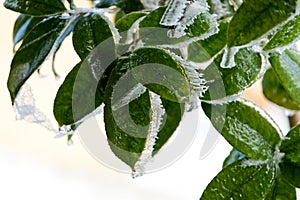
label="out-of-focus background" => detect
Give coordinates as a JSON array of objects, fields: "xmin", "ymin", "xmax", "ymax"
[{"xmin": 0, "ymin": 2, "xmax": 298, "ymax": 200}]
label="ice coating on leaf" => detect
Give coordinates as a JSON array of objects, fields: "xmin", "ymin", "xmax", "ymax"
[
  {"xmin": 125, "ymin": 17, "xmax": 145, "ymax": 51},
  {"xmin": 132, "ymin": 92, "xmax": 165, "ymax": 178},
  {"xmin": 210, "ymin": 0, "xmax": 232, "ymax": 19},
  {"xmin": 112, "ymin": 83, "xmax": 147, "ymax": 111},
  {"xmin": 240, "ymin": 99, "xmax": 283, "ymax": 137},
  {"xmin": 14, "ymin": 84, "xmax": 56, "ymax": 132},
  {"xmin": 141, "ymin": 0, "xmax": 160, "ymax": 9},
  {"xmin": 169, "ymin": 0, "xmax": 209, "ymax": 38},
  {"xmin": 203, "ymin": 91, "xmax": 244, "ymax": 105},
  {"xmin": 167, "ymin": 50, "xmax": 208, "ymax": 108},
  {"xmin": 160, "ymin": 0, "xmax": 188, "ymax": 26},
  {"xmin": 220, "ymin": 46, "xmax": 239, "ymax": 68},
  {"xmin": 100, "ymin": 14, "xmax": 120, "ymax": 44}
]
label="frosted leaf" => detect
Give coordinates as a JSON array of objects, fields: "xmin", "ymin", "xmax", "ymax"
[
  {"xmin": 168, "ymin": 0, "xmax": 209, "ymax": 38},
  {"xmin": 112, "ymin": 83, "xmax": 147, "ymax": 111},
  {"xmin": 132, "ymin": 92, "xmax": 165, "ymax": 178},
  {"xmin": 240, "ymin": 99, "xmax": 283, "ymax": 137},
  {"xmin": 100, "ymin": 13, "xmax": 120, "ymax": 44},
  {"xmin": 14, "ymin": 84, "xmax": 56, "ymax": 132},
  {"xmin": 159, "ymin": 0, "xmax": 188, "ymax": 26},
  {"xmin": 141, "ymin": 0, "xmax": 160, "ymax": 9}
]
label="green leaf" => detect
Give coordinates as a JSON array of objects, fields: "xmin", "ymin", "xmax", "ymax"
[
  {"xmin": 264, "ymin": 15, "xmax": 300, "ymax": 50},
  {"xmin": 4, "ymin": 0, "xmax": 67, "ymax": 16},
  {"xmin": 262, "ymin": 68, "xmax": 300, "ymax": 110},
  {"xmin": 202, "ymin": 100, "xmax": 281, "ymax": 160},
  {"xmin": 280, "ymin": 161, "xmax": 300, "ymax": 188},
  {"xmin": 201, "ymin": 160, "xmax": 276, "ymax": 200},
  {"xmin": 129, "ymin": 47, "xmax": 190, "ymax": 103},
  {"xmin": 223, "ymin": 149, "xmax": 245, "ymax": 168},
  {"xmin": 13, "ymin": 15, "xmax": 44, "ymax": 50},
  {"xmin": 266, "ymin": 177, "xmax": 296, "ymax": 200},
  {"xmin": 280, "ymin": 124, "xmax": 300, "ymax": 166},
  {"xmin": 227, "ymin": 0, "xmax": 296, "ymax": 47},
  {"xmin": 188, "ymin": 20, "xmax": 228, "ymax": 62},
  {"xmin": 115, "ymin": 12, "xmax": 146, "ymax": 33},
  {"xmin": 72, "ymin": 13, "xmax": 113, "ymax": 60},
  {"xmin": 116, "ymin": 12, "xmax": 146, "ymax": 47},
  {"xmin": 95, "ymin": 0, "xmax": 144, "ymax": 12},
  {"xmin": 54, "ymin": 49, "xmax": 116, "ymax": 126},
  {"xmin": 201, "ymin": 48, "xmax": 261, "ymax": 101},
  {"xmin": 269, "ymin": 49, "xmax": 300, "ymax": 106},
  {"xmin": 7, "ymin": 16, "xmax": 68, "ymax": 104},
  {"xmin": 104, "ymin": 58, "xmax": 182, "ymax": 168}
]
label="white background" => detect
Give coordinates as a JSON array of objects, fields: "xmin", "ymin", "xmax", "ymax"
[{"xmin": 0, "ymin": 2, "xmax": 298, "ymax": 200}]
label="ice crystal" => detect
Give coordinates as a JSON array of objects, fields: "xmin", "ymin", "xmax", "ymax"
[
  {"xmin": 132, "ymin": 92, "xmax": 165, "ymax": 178},
  {"xmin": 13, "ymin": 84, "xmax": 56, "ymax": 132},
  {"xmin": 160, "ymin": 0, "xmax": 188, "ymax": 26}
]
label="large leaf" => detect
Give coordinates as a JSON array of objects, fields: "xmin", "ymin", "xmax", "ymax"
[
  {"xmin": 104, "ymin": 58, "xmax": 182, "ymax": 168},
  {"xmin": 201, "ymin": 160, "xmax": 276, "ymax": 200},
  {"xmin": 227, "ymin": 0, "xmax": 296, "ymax": 47},
  {"xmin": 54, "ymin": 41, "xmax": 117, "ymax": 126},
  {"xmin": 4, "ymin": 0, "xmax": 66, "ymax": 16},
  {"xmin": 262, "ymin": 68, "xmax": 300, "ymax": 110},
  {"xmin": 269, "ymin": 49, "xmax": 300, "ymax": 106},
  {"xmin": 7, "ymin": 17, "xmax": 68, "ymax": 103},
  {"xmin": 72, "ymin": 13, "xmax": 113, "ymax": 60},
  {"xmin": 280, "ymin": 124, "xmax": 300, "ymax": 166},
  {"xmin": 280, "ymin": 161, "xmax": 300, "ymax": 188},
  {"xmin": 202, "ymin": 100, "xmax": 281, "ymax": 160},
  {"xmin": 188, "ymin": 20, "xmax": 228, "ymax": 63},
  {"xmin": 201, "ymin": 48, "xmax": 261, "ymax": 101},
  {"xmin": 264, "ymin": 14, "xmax": 300, "ymax": 51},
  {"xmin": 129, "ymin": 47, "xmax": 190, "ymax": 103},
  {"xmin": 266, "ymin": 177, "xmax": 296, "ymax": 200}
]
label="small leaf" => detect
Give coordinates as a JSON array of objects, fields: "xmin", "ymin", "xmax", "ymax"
[
  {"xmin": 280, "ymin": 124, "xmax": 300, "ymax": 166},
  {"xmin": 104, "ymin": 58, "xmax": 182, "ymax": 168},
  {"xmin": 280, "ymin": 161, "xmax": 300, "ymax": 188},
  {"xmin": 262, "ymin": 68, "xmax": 300, "ymax": 110},
  {"xmin": 7, "ymin": 16, "xmax": 68, "ymax": 103},
  {"xmin": 188, "ymin": 20, "xmax": 228, "ymax": 62},
  {"xmin": 264, "ymin": 15, "xmax": 300, "ymax": 51},
  {"xmin": 201, "ymin": 48, "xmax": 261, "ymax": 101},
  {"xmin": 202, "ymin": 100, "xmax": 281, "ymax": 160},
  {"xmin": 4, "ymin": 0, "xmax": 67, "ymax": 16},
  {"xmin": 201, "ymin": 160, "xmax": 276, "ymax": 200},
  {"xmin": 266, "ymin": 177, "xmax": 296, "ymax": 200},
  {"xmin": 13, "ymin": 15, "xmax": 44, "ymax": 49},
  {"xmin": 222, "ymin": 149, "xmax": 245, "ymax": 168},
  {"xmin": 227, "ymin": 0, "xmax": 296, "ymax": 47},
  {"xmin": 269, "ymin": 49, "xmax": 300, "ymax": 106},
  {"xmin": 72, "ymin": 13, "xmax": 113, "ymax": 60},
  {"xmin": 129, "ymin": 47, "xmax": 190, "ymax": 103}
]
